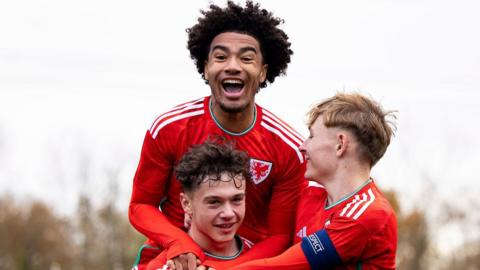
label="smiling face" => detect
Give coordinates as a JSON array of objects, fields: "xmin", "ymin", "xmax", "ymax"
[
  {"xmin": 299, "ymin": 117, "xmax": 340, "ymax": 183},
  {"xmin": 181, "ymin": 172, "xmax": 246, "ymax": 252},
  {"xmin": 204, "ymin": 32, "xmax": 267, "ymax": 114}
]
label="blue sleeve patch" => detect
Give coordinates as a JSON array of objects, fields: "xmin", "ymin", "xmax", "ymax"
[{"xmin": 301, "ymin": 229, "xmax": 342, "ymax": 269}]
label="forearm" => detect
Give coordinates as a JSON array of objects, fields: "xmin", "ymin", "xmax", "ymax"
[
  {"xmin": 203, "ymin": 233, "xmax": 290, "ymax": 269},
  {"xmin": 129, "ymin": 187, "xmax": 203, "ymax": 260},
  {"xmin": 230, "ymin": 243, "xmax": 309, "ymax": 270}
]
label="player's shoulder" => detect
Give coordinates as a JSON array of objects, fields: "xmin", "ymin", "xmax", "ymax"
[
  {"xmin": 296, "ymin": 181, "xmax": 327, "ymax": 230},
  {"xmin": 258, "ymin": 106, "xmax": 305, "ymax": 163},
  {"xmin": 238, "ymin": 235, "xmax": 255, "ymax": 253},
  {"xmin": 336, "ymin": 181, "xmax": 395, "ymax": 227},
  {"xmin": 148, "ymin": 97, "xmax": 207, "ymax": 139},
  {"xmin": 302, "ymin": 181, "xmax": 327, "ymax": 197}
]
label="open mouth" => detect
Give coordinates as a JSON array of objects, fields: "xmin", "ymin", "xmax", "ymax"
[{"xmin": 222, "ymin": 79, "xmax": 245, "ymax": 94}]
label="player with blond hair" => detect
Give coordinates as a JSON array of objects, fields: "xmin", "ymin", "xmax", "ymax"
[{"xmin": 232, "ymin": 93, "xmax": 397, "ymax": 270}]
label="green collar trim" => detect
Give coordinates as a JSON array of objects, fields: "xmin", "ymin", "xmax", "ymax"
[
  {"xmin": 204, "ymin": 235, "xmax": 244, "ymax": 260},
  {"xmin": 325, "ymin": 178, "xmax": 372, "ymax": 210},
  {"xmin": 132, "ymin": 244, "xmax": 159, "ymax": 267},
  {"xmin": 209, "ymin": 98, "xmax": 256, "ymax": 136}
]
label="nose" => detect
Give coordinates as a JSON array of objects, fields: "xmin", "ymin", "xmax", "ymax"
[
  {"xmin": 224, "ymin": 57, "xmax": 241, "ymax": 74},
  {"xmin": 299, "ymin": 140, "xmax": 307, "ymax": 153},
  {"xmin": 220, "ymin": 203, "xmax": 235, "ymax": 219}
]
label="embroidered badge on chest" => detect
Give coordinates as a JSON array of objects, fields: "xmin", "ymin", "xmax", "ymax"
[{"xmin": 249, "ymin": 158, "xmax": 273, "ymax": 185}]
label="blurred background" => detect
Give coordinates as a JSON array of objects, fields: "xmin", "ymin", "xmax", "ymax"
[{"xmin": 1, "ymin": 0, "xmax": 479, "ymax": 269}]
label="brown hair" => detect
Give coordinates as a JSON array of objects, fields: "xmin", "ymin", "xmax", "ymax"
[
  {"xmin": 175, "ymin": 140, "xmax": 250, "ymax": 193},
  {"xmin": 307, "ymin": 93, "xmax": 396, "ymax": 167}
]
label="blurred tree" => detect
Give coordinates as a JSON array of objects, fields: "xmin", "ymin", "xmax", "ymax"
[
  {"xmin": 0, "ymin": 193, "xmax": 143, "ymax": 270},
  {"xmin": 0, "ymin": 194, "xmax": 75, "ymax": 270},
  {"xmin": 95, "ymin": 169, "xmax": 145, "ymax": 270},
  {"xmin": 383, "ymin": 190, "xmax": 430, "ymax": 270},
  {"xmin": 2, "ymin": 188, "xmax": 478, "ymax": 269},
  {"xmin": 97, "ymin": 200, "xmax": 145, "ymax": 270},
  {"xmin": 438, "ymin": 200, "xmax": 480, "ymax": 270},
  {"xmin": 22, "ymin": 202, "xmax": 74, "ymax": 269},
  {"xmin": 0, "ymin": 194, "xmax": 24, "ymax": 269},
  {"xmin": 397, "ymin": 209, "xmax": 429, "ymax": 269},
  {"xmin": 442, "ymin": 240, "xmax": 480, "ymax": 270},
  {"xmin": 73, "ymin": 192, "xmax": 144, "ymax": 270},
  {"xmin": 74, "ymin": 194, "xmax": 101, "ymax": 269}
]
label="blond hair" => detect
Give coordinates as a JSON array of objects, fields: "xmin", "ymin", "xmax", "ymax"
[{"xmin": 307, "ymin": 93, "xmax": 396, "ymax": 167}]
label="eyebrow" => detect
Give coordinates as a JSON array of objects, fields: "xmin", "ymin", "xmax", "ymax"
[
  {"xmin": 210, "ymin": 45, "xmax": 258, "ymax": 55},
  {"xmin": 203, "ymin": 193, "xmax": 245, "ymax": 201},
  {"xmin": 203, "ymin": 196, "xmax": 221, "ymax": 201}
]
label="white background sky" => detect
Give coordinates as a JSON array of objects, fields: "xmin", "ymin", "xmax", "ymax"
[{"xmin": 1, "ymin": 0, "xmax": 479, "ymax": 252}]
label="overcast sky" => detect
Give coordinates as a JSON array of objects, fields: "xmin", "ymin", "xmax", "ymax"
[{"xmin": 1, "ymin": 0, "xmax": 479, "ymax": 252}]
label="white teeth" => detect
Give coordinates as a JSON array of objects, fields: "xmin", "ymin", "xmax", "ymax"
[{"xmin": 223, "ymin": 79, "xmax": 243, "ymax": 85}]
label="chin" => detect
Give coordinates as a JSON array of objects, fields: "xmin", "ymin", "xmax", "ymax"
[
  {"xmin": 219, "ymin": 102, "xmax": 248, "ymax": 114},
  {"xmin": 304, "ymin": 170, "xmax": 314, "ymax": 180},
  {"xmin": 213, "ymin": 234, "xmax": 235, "ymax": 243}
]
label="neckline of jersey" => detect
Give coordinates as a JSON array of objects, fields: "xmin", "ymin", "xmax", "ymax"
[
  {"xmin": 209, "ymin": 97, "xmax": 257, "ymax": 136},
  {"xmin": 203, "ymin": 234, "xmax": 244, "ymax": 260},
  {"xmin": 324, "ymin": 177, "xmax": 373, "ymax": 210}
]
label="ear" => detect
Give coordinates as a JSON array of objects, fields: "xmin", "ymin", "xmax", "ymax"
[
  {"xmin": 336, "ymin": 132, "xmax": 349, "ymax": 157},
  {"xmin": 259, "ymin": 64, "xmax": 268, "ymax": 83},
  {"xmin": 180, "ymin": 192, "xmax": 193, "ymax": 215},
  {"xmin": 204, "ymin": 60, "xmax": 209, "ymax": 81}
]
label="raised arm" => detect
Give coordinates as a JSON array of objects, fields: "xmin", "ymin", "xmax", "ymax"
[{"xmin": 230, "ymin": 229, "xmax": 342, "ymax": 270}]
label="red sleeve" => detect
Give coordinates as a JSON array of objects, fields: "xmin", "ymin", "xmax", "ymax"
[
  {"xmin": 128, "ymin": 131, "xmax": 203, "ymax": 260},
  {"xmin": 325, "ymin": 215, "xmax": 370, "ymax": 262},
  {"xmin": 327, "ymin": 207, "xmax": 397, "ymax": 265},
  {"xmin": 229, "ymin": 243, "xmax": 309, "ymax": 270},
  {"xmin": 145, "ymin": 249, "xmax": 168, "ymax": 270}
]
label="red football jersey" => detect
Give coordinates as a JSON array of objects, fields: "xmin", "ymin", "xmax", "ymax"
[
  {"xmin": 231, "ymin": 179, "xmax": 397, "ymax": 270},
  {"xmin": 141, "ymin": 236, "xmax": 254, "ymax": 270},
  {"xmin": 129, "ymin": 96, "xmax": 306, "ymax": 261},
  {"xmin": 295, "ymin": 179, "xmax": 397, "ymax": 270}
]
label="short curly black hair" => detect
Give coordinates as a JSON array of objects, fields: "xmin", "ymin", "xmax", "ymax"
[
  {"xmin": 175, "ymin": 140, "xmax": 250, "ymax": 193},
  {"xmin": 186, "ymin": 1, "xmax": 293, "ymax": 88}
]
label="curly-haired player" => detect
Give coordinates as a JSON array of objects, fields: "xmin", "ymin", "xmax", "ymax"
[
  {"xmin": 152, "ymin": 141, "xmax": 253, "ymax": 270},
  {"xmin": 129, "ymin": 2, "xmax": 305, "ymax": 270},
  {"xmin": 187, "ymin": 1, "xmax": 292, "ymax": 89}
]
